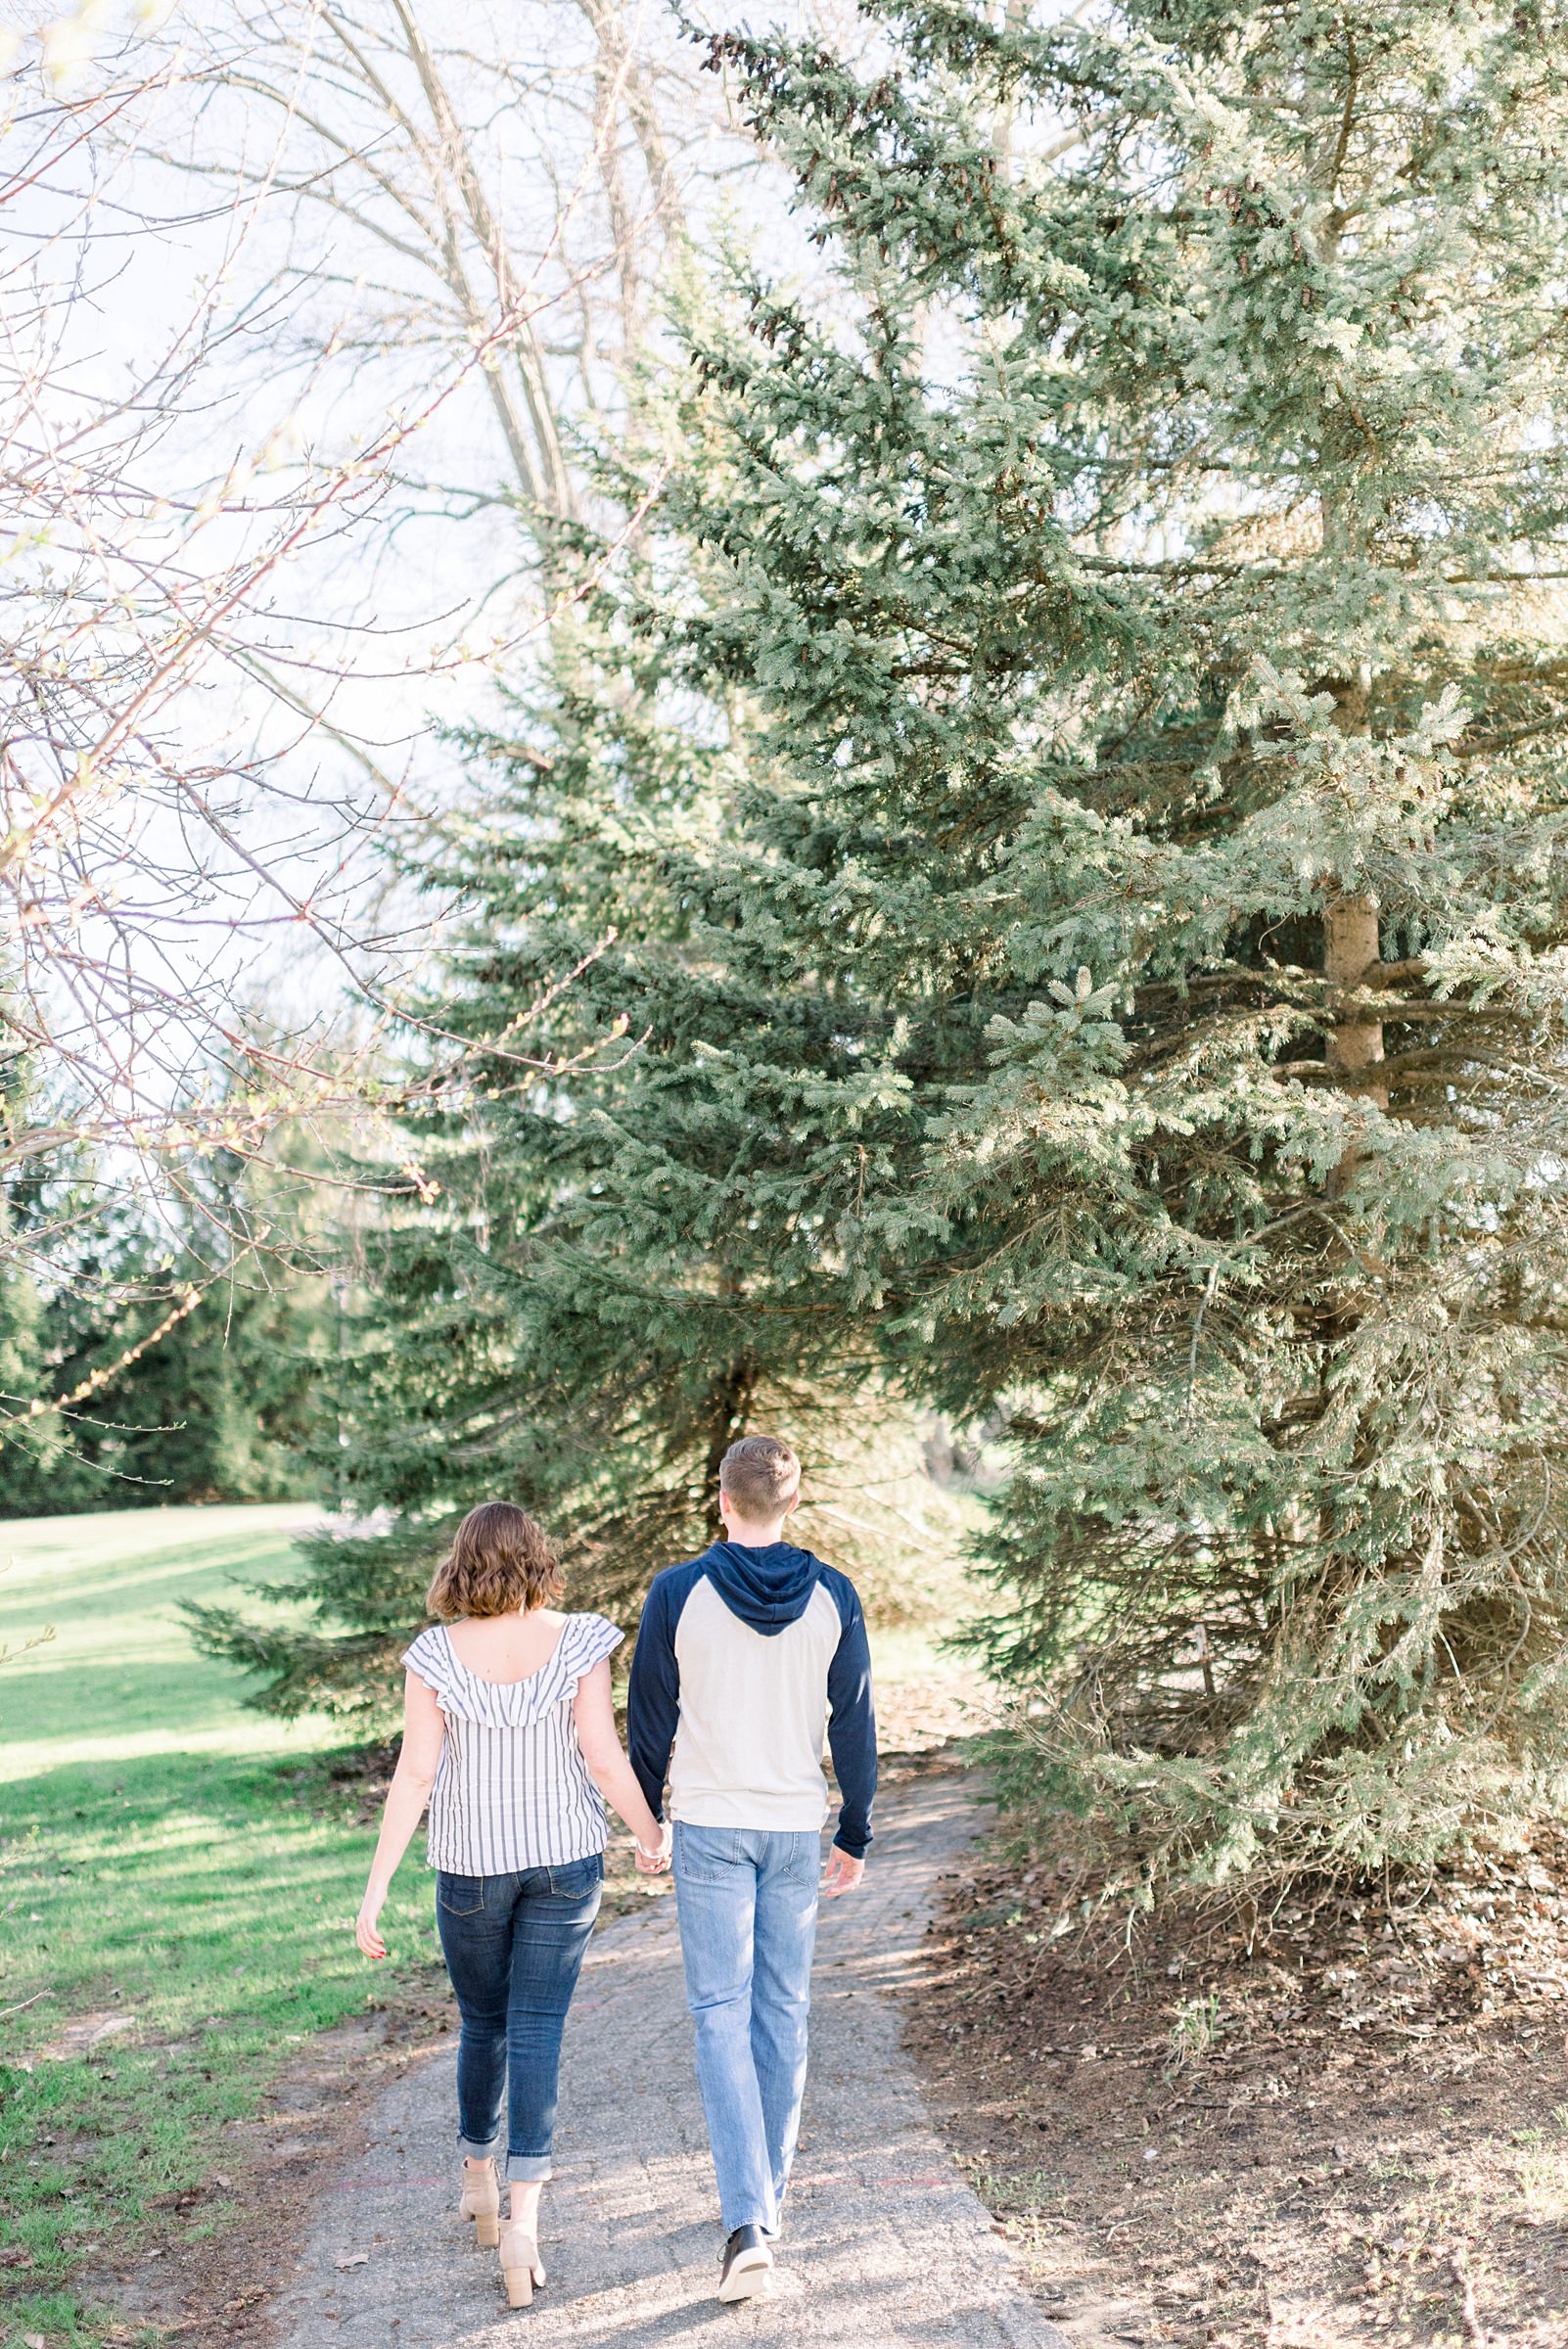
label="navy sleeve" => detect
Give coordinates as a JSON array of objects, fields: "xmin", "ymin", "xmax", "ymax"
[
  {"xmin": 823, "ymin": 1571, "xmax": 877, "ymax": 1857},
  {"xmin": 625, "ymin": 1568, "xmax": 685, "ymax": 1821}
]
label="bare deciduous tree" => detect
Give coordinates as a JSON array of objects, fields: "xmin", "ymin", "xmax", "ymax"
[
  {"xmin": 0, "ymin": 10, "xmax": 641, "ymax": 1354},
  {"xmin": 158, "ymin": 0, "xmax": 712, "ymax": 537}
]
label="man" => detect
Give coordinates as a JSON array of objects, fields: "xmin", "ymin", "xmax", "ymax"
[{"xmin": 626, "ymin": 1433, "xmax": 876, "ymax": 2303}]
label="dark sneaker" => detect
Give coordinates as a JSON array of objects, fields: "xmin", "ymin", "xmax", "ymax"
[{"xmin": 717, "ymin": 2223, "xmax": 773, "ymax": 2303}]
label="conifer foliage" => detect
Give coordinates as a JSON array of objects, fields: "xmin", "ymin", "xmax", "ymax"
[
  {"xmin": 204, "ymin": 613, "xmax": 933, "ymax": 1718},
  {"xmin": 677, "ymin": 0, "xmax": 1568, "ymax": 1889},
  {"xmin": 228, "ymin": 0, "xmax": 1568, "ymax": 1898}
]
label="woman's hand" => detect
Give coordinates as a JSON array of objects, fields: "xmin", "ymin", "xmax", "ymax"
[
  {"xmin": 634, "ymin": 1823, "xmax": 672, "ymax": 1874},
  {"xmin": 355, "ymin": 1887, "xmax": 388, "ymax": 1958}
]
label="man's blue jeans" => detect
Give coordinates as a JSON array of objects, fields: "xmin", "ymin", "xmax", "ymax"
[
  {"xmin": 671, "ymin": 1823, "xmax": 820, "ymax": 2235},
  {"xmin": 435, "ymin": 1855, "xmax": 603, "ymax": 2183}
]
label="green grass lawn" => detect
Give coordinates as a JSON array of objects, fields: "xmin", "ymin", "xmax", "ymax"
[
  {"xmin": 0, "ymin": 1499, "xmax": 987, "ymax": 2349},
  {"xmin": 0, "ymin": 1506, "xmax": 442, "ymax": 2349}
]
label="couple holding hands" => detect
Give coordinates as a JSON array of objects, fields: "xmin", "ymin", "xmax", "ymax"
[{"xmin": 355, "ymin": 1433, "xmax": 876, "ymax": 2308}]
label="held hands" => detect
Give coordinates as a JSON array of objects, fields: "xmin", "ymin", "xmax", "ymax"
[
  {"xmin": 634, "ymin": 1822, "xmax": 673, "ymax": 1875},
  {"xmin": 822, "ymin": 1844, "xmax": 865, "ymax": 1899}
]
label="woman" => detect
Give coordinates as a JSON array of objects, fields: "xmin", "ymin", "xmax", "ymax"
[{"xmin": 355, "ymin": 1500, "xmax": 669, "ymax": 2308}]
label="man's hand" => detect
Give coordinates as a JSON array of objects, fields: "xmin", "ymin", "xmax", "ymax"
[{"xmin": 822, "ymin": 1845, "xmax": 865, "ymax": 1898}]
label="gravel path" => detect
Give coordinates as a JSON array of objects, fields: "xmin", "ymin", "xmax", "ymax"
[{"xmin": 268, "ymin": 1773, "xmax": 1065, "ymax": 2348}]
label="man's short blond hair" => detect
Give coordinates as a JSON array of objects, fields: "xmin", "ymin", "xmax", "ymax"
[{"xmin": 719, "ymin": 1433, "xmax": 801, "ymax": 1521}]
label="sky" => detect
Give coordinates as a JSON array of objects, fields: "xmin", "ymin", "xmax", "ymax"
[
  {"xmin": 8, "ymin": 0, "xmax": 1060, "ymax": 1173},
  {"xmin": 9, "ymin": 0, "xmax": 852, "ymax": 1072}
]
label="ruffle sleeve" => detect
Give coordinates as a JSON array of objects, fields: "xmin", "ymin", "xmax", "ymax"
[
  {"xmin": 564, "ymin": 1612, "xmax": 624, "ymax": 1691},
  {"xmin": 401, "ymin": 1625, "xmax": 463, "ymax": 1710}
]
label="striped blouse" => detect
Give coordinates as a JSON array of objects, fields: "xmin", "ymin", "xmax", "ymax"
[{"xmin": 402, "ymin": 1613, "xmax": 624, "ymax": 1873}]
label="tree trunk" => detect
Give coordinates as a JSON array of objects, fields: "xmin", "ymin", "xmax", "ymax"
[
  {"xmin": 1323, "ymin": 891, "xmax": 1387, "ymax": 1109},
  {"xmin": 699, "ymin": 1352, "xmax": 755, "ymax": 1537}
]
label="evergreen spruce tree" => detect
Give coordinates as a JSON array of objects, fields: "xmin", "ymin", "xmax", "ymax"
[
  {"xmin": 0, "ymin": 1026, "xmax": 74, "ymax": 1498},
  {"xmin": 223, "ymin": 0, "xmax": 1568, "ymax": 1911},
  {"xmin": 205, "ymin": 606, "xmax": 949, "ymax": 1718},
  {"xmin": 0, "ymin": 1212, "xmax": 51, "ymax": 1501},
  {"xmin": 667, "ymin": 0, "xmax": 1568, "ymax": 1890},
  {"xmin": 0, "ymin": 1142, "xmax": 332, "ymax": 1516}
]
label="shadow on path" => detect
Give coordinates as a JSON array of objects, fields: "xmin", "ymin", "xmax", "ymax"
[{"xmin": 267, "ymin": 1774, "xmax": 1066, "ymax": 2349}]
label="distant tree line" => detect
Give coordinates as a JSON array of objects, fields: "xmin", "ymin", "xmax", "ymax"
[{"xmin": 0, "ymin": 1123, "xmax": 332, "ymax": 1518}]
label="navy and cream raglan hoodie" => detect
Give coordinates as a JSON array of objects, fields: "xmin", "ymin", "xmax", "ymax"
[{"xmin": 625, "ymin": 1540, "xmax": 877, "ymax": 1858}]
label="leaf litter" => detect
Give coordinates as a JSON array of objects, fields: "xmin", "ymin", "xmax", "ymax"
[{"xmin": 902, "ymin": 1821, "xmax": 1568, "ymax": 2346}]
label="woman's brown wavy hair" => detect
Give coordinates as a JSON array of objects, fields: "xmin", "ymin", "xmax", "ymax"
[{"xmin": 425, "ymin": 1500, "xmax": 565, "ymax": 1621}]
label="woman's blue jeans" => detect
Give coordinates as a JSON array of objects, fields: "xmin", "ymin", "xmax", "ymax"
[
  {"xmin": 435, "ymin": 1854, "xmax": 603, "ymax": 2183},
  {"xmin": 671, "ymin": 1823, "xmax": 820, "ymax": 2235}
]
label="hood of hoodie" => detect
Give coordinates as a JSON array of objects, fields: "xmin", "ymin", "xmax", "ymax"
[{"xmin": 698, "ymin": 1540, "xmax": 826, "ymax": 1636}]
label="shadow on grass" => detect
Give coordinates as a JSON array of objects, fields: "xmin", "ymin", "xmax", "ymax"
[{"xmin": 0, "ymin": 1733, "xmax": 443, "ymax": 2343}]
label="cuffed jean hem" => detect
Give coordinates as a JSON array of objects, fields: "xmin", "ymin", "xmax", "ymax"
[
  {"xmin": 504, "ymin": 2155, "xmax": 553, "ymax": 2184},
  {"xmin": 457, "ymin": 2132, "xmax": 500, "ymax": 2161}
]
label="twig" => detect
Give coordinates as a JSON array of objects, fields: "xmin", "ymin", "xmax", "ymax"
[
  {"xmin": 0, "ymin": 1989, "xmax": 51, "ymax": 2022},
  {"xmin": 1449, "ymin": 2242, "xmax": 1487, "ymax": 2349}
]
